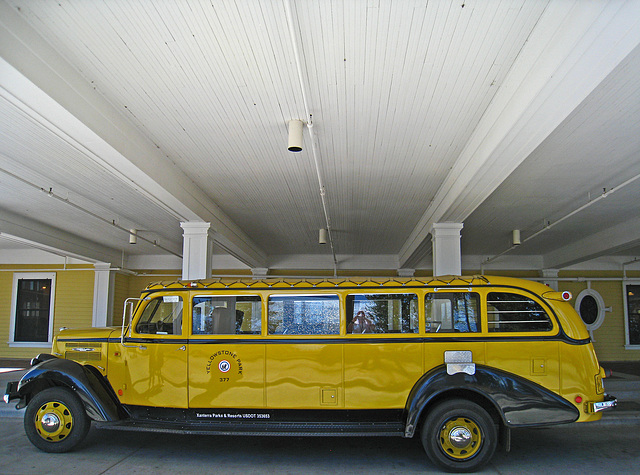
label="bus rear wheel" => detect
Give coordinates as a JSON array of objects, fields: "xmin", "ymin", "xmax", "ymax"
[
  {"xmin": 24, "ymin": 387, "xmax": 90, "ymax": 453},
  {"xmin": 421, "ymin": 399, "xmax": 497, "ymax": 472}
]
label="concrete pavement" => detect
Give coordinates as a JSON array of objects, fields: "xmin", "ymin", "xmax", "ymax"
[
  {"xmin": 0, "ymin": 413, "xmax": 639, "ymax": 474},
  {"xmin": 2, "ymin": 359, "xmax": 639, "ymax": 473}
]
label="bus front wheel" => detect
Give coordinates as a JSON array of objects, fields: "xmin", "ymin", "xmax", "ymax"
[
  {"xmin": 24, "ymin": 387, "xmax": 90, "ymax": 453},
  {"xmin": 421, "ymin": 399, "xmax": 497, "ymax": 472}
]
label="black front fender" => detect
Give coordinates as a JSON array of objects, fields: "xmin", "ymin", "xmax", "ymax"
[
  {"xmin": 16, "ymin": 356, "xmax": 125, "ymax": 422},
  {"xmin": 404, "ymin": 365, "xmax": 578, "ymax": 437}
]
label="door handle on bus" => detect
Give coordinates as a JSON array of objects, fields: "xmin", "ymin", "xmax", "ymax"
[{"xmin": 178, "ymin": 345, "xmax": 186, "ymax": 351}]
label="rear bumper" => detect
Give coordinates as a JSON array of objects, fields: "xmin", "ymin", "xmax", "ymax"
[{"xmin": 589, "ymin": 394, "xmax": 617, "ymax": 413}]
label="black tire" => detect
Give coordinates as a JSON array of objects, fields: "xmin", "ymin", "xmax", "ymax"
[
  {"xmin": 421, "ymin": 399, "xmax": 497, "ymax": 473},
  {"xmin": 24, "ymin": 387, "xmax": 90, "ymax": 453}
]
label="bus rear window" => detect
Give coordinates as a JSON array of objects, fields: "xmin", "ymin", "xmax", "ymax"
[
  {"xmin": 425, "ymin": 292, "xmax": 480, "ymax": 333},
  {"xmin": 487, "ymin": 292, "xmax": 552, "ymax": 332},
  {"xmin": 268, "ymin": 294, "xmax": 339, "ymax": 335}
]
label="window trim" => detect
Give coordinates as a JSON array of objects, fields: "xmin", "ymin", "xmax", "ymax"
[
  {"xmin": 191, "ymin": 294, "xmax": 262, "ymax": 336},
  {"xmin": 574, "ymin": 288, "xmax": 606, "ymax": 333},
  {"xmin": 623, "ymin": 280, "xmax": 640, "ymax": 350},
  {"xmin": 267, "ymin": 293, "xmax": 340, "ymax": 336},
  {"xmin": 346, "ymin": 292, "xmax": 419, "ymax": 334},
  {"xmin": 424, "ymin": 291, "xmax": 482, "ymax": 334},
  {"xmin": 485, "ymin": 291, "xmax": 554, "ymax": 333},
  {"xmin": 9, "ymin": 272, "xmax": 56, "ymax": 348}
]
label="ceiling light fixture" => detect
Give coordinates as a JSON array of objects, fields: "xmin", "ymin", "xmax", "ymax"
[
  {"xmin": 319, "ymin": 228, "xmax": 328, "ymax": 245},
  {"xmin": 512, "ymin": 229, "xmax": 521, "ymax": 246},
  {"xmin": 288, "ymin": 119, "xmax": 304, "ymax": 152},
  {"xmin": 129, "ymin": 229, "xmax": 138, "ymax": 244}
]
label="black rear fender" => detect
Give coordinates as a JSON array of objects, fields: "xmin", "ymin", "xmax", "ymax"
[{"xmin": 404, "ymin": 364, "xmax": 579, "ymax": 437}]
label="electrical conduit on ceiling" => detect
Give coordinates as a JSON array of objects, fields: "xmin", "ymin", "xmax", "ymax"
[
  {"xmin": 284, "ymin": 0, "xmax": 338, "ymax": 277},
  {"xmin": 483, "ymin": 170, "xmax": 640, "ymax": 266},
  {"xmin": 0, "ymin": 166, "xmax": 181, "ymax": 258}
]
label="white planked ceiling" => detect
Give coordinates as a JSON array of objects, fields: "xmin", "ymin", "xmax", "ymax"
[{"xmin": 1, "ymin": 0, "xmax": 639, "ymax": 272}]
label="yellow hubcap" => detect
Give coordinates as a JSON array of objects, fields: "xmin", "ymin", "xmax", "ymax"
[
  {"xmin": 438, "ymin": 417, "xmax": 482, "ymax": 460},
  {"xmin": 34, "ymin": 401, "xmax": 74, "ymax": 442}
]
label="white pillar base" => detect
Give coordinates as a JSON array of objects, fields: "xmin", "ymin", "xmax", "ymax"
[
  {"xmin": 181, "ymin": 222, "xmax": 213, "ymax": 280},
  {"xmin": 432, "ymin": 223, "xmax": 464, "ymax": 276}
]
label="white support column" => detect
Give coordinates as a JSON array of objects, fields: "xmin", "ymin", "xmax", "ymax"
[
  {"xmin": 431, "ymin": 223, "xmax": 464, "ymax": 276},
  {"xmin": 540, "ymin": 269, "xmax": 559, "ymax": 291},
  {"xmin": 93, "ymin": 262, "xmax": 114, "ymax": 327},
  {"xmin": 181, "ymin": 222, "xmax": 213, "ymax": 280}
]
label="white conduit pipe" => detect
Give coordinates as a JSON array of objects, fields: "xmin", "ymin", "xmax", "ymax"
[
  {"xmin": 0, "ymin": 167, "xmax": 182, "ymax": 258},
  {"xmin": 484, "ymin": 170, "xmax": 640, "ymax": 265},
  {"xmin": 285, "ymin": 0, "xmax": 338, "ymax": 277}
]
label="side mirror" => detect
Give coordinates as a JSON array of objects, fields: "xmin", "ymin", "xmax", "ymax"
[{"xmin": 121, "ymin": 298, "xmax": 143, "ymax": 348}]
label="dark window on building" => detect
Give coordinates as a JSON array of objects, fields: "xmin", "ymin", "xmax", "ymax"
[
  {"xmin": 626, "ymin": 285, "xmax": 640, "ymax": 346},
  {"xmin": 487, "ymin": 292, "xmax": 552, "ymax": 332},
  {"xmin": 579, "ymin": 295, "xmax": 599, "ymax": 326},
  {"xmin": 14, "ymin": 278, "xmax": 52, "ymax": 342}
]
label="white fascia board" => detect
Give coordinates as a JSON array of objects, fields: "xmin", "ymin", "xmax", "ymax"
[
  {"xmin": 268, "ymin": 254, "xmax": 399, "ymax": 270},
  {"xmin": 543, "ymin": 218, "xmax": 640, "ymax": 270},
  {"xmin": 399, "ymin": 1, "xmax": 640, "ymax": 268},
  {"xmin": 0, "ymin": 3, "xmax": 266, "ymax": 268},
  {"xmin": 0, "ymin": 247, "xmax": 90, "ymax": 266},
  {"xmin": 463, "ymin": 255, "xmax": 544, "ymax": 272},
  {"xmin": 0, "ymin": 213, "xmax": 121, "ymax": 264}
]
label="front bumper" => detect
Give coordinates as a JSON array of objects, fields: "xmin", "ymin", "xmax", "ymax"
[
  {"xmin": 589, "ymin": 394, "xmax": 617, "ymax": 413},
  {"xmin": 3, "ymin": 380, "xmax": 19, "ymax": 404}
]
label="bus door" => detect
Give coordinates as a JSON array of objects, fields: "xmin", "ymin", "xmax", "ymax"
[
  {"xmin": 343, "ymin": 293, "xmax": 422, "ymax": 408},
  {"xmin": 188, "ymin": 295, "xmax": 265, "ymax": 408},
  {"xmin": 423, "ymin": 290, "xmax": 486, "ymax": 378},
  {"xmin": 483, "ymin": 291, "xmax": 560, "ymax": 392},
  {"xmin": 265, "ymin": 294, "xmax": 343, "ymax": 408},
  {"xmin": 117, "ymin": 295, "xmax": 188, "ymax": 408}
]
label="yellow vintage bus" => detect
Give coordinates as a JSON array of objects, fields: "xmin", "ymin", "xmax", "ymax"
[{"xmin": 4, "ymin": 275, "xmax": 616, "ymax": 472}]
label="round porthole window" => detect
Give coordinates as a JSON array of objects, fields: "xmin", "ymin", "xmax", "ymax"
[{"xmin": 574, "ymin": 289, "xmax": 605, "ymax": 331}]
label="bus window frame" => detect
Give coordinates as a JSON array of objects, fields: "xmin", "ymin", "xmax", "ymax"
[
  {"xmin": 345, "ymin": 291, "xmax": 420, "ymax": 335},
  {"xmin": 190, "ymin": 294, "xmax": 264, "ymax": 338}
]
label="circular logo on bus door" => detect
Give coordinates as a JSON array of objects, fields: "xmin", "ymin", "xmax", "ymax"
[{"xmin": 219, "ymin": 360, "xmax": 231, "ymax": 373}]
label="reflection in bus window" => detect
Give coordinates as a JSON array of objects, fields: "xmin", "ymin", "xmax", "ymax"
[
  {"xmin": 192, "ymin": 295, "xmax": 261, "ymax": 335},
  {"xmin": 136, "ymin": 296, "xmax": 183, "ymax": 335},
  {"xmin": 346, "ymin": 294, "xmax": 418, "ymax": 333},
  {"xmin": 487, "ymin": 292, "xmax": 552, "ymax": 332},
  {"xmin": 268, "ymin": 294, "xmax": 339, "ymax": 335},
  {"xmin": 425, "ymin": 292, "xmax": 480, "ymax": 333}
]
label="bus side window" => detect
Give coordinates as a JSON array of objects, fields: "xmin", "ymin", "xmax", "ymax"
[
  {"xmin": 136, "ymin": 296, "xmax": 183, "ymax": 335},
  {"xmin": 487, "ymin": 292, "xmax": 552, "ymax": 332},
  {"xmin": 425, "ymin": 292, "xmax": 480, "ymax": 333},
  {"xmin": 192, "ymin": 296, "xmax": 262, "ymax": 335},
  {"xmin": 268, "ymin": 294, "xmax": 339, "ymax": 335},
  {"xmin": 345, "ymin": 293, "xmax": 418, "ymax": 334}
]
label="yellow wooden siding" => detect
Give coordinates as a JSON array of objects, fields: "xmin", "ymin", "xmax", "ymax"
[
  {"xmin": 2, "ymin": 266, "xmax": 640, "ymax": 361},
  {"xmin": 53, "ymin": 270, "xmax": 95, "ymax": 334},
  {"xmin": 559, "ymin": 271, "xmax": 640, "ymax": 362},
  {"xmin": 0, "ymin": 272, "xmax": 14, "ymax": 357},
  {"xmin": 0, "ymin": 265, "xmax": 94, "ymax": 358},
  {"xmin": 112, "ymin": 273, "xmax": 131, "ymax": 326}
]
